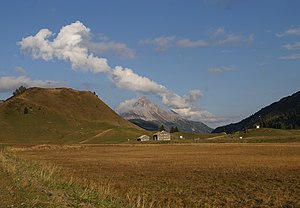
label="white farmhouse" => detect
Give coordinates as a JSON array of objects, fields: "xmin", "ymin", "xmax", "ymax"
[{"xmin": 153, "ymin": 130, "xmax": 171, "ymax": 141}]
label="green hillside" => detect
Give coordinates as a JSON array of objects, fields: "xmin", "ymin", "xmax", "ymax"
[
  {"xmin": 0, "ymin": 88, "xmax": 147, "ymax": 143},
  {"xmin": 231, "ymin": 128, "xmax": 300, "ymax": 143},
  {"xmin": 213, "ymin": 90, "xmax": 300, "ymax": 133}
]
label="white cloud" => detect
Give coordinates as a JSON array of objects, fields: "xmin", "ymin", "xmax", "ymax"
[
  {"xmin": 115, "ymin": 97, "xmax": 138, "ymax": 114},
  {"xmin": 140, "ymin": 36, "xmax": 175, "ymax": 52},
  {"xmin": 279, "ymin": 54, "xmax": 300, "ymax": 60},
  {"xmin": 116, "ymin": 96, "xmax": 231, "ymax": 126},
  {"xmin": 19, "ymin": 21, "xmax": 218, "ymax": 124},
  {"xmin": 111, "ymin": 66, "xmax": 205, "ymax": 112},
  {"xmin": 19, "ymin": 21, "xmax": 130, "ymax": 74},
  {"xmin": 111, "ymin": 66, "xmax": 168, "ymax": 95},
  {"xmin": 282, "ymin": 42, "xmax": 300, "ymax": 50},
  {"xmin": 185, "ymin": 89, "xmax": 203, "ymax": 102},
  {"xmin": 0, "ymin": 76, "xmax": 66, "ymax": 93},
  {"xmin": 19, "ymin": 29, "xmax": 54, "ymax": 61},
  {"xmin": 176, "ymin": 39, "xmax": 209, "ymax": 48},
  {"xmin": 276, "ymin": 27, "xmax": 300, "ymax": 37},
  {"xmin": 172, "ymin": 107, "xmax": 212, "ymax": 121},
  {"xmin": 15, "ymin": 66, "xmax": 26, "ymax": 75},
  {"xmin": 161, "ymin": 93, "xmax": 190, "ymax": 109}
]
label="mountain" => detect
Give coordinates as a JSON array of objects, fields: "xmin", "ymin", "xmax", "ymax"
[
  {"xmin": 0, "ymin": 88, "xmax": 146, "ymax": 143},
  {"xmin": 118, "ymin": 96, "xmax": 212, "ymax": 133},
  {"xmin": 213, "ymin": 90, "xmax": 300, "ymax": 133}
]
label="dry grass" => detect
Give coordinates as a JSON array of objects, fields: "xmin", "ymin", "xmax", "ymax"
[
  {"xmin": 13, "ymin": 143, "xmax": 300, "ymax": 207},
  {"xmin": 0, "ymin": 148, "xmax": 118, "ymax": 207}
]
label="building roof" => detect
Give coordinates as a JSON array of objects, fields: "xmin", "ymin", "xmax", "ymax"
[
  {"xmin": 139, "ymin": 135, "xmax": 150, "ymax": 139},
  {"xmin": 153, "ymin": 130, "xmax": 169, "ymax": 136}
]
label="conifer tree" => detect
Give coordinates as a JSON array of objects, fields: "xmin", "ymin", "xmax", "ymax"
[{"xmin": 159, "ymin": 125, "xmax": 165, "ymax": 131}]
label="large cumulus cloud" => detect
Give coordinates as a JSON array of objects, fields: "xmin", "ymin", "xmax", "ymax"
[{"xmin": 18, "ymin": 21, "xmax": 221, "ymax": 124}]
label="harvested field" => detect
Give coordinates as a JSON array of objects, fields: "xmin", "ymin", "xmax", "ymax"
[{"xmin": 14, "ymin": 143, "xmax": 300, "ymax": 207}]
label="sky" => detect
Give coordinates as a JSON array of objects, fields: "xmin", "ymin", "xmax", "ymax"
[{"xmin": 0, "ymin": 0, "xmax": 299, "ymax": 128}]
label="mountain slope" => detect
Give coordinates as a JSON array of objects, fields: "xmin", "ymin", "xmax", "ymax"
[
  {"xmin": 118, "ymin": 96, "xmax": 212, "ymax": 133},
  {"xmin": 213, "ymin": 91, "xmax": 300, "ymax": 133},
  {"xmin": 0, "ymin": 88, "xmax": 146, "ymax": 143}
]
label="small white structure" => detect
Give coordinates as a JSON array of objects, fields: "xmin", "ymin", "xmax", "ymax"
[
  {"xmin": 256, "ymin": 125, "xmax": 260, "ymax": 129},
  {"xmin": 153, "ymin": 131, "xmax": 171, "ymax": 141},
  {"xmin": 179, "ymin": 135, "xmax": 184, "ymax": 139},
  {"xmin": 137, "ymin": 135, "xmax": 150, "ymax": 141},
  {"xmin": 239, "ymin": 136, "xmax": 243, "ymax": 140}
]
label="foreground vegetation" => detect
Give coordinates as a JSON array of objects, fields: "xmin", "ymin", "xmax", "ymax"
[
  {"xmin": 0, "ymin": 147, "xmax": 118, "ymax": 207},
  {"xmin": 3, "ymin": 143, "xmax": 298, "ymax": 207}
]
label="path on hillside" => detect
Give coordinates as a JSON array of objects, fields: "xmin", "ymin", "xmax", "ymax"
[
  {"xmin": 79, "ymin": 129, "xmax": 113, "ymax": 144},
  {"xmin": 206, "ymin": 135, "xmax": 226, "ymax": 140}
]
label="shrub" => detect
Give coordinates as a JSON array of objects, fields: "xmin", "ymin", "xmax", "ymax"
[{"xmin": 13, "ymin": 86, "xmax": 27, "ymax": 96}]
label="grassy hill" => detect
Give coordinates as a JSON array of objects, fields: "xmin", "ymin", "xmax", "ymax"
[
  {"xmin": 0, "ymin": 88, "xmax": 147, "ymax": 143},
  {"xmin": 213, "ymin": 90, "xmax": 300, "ymax": 133},
  {"xmin": 202, "ymin": 128, "xmax": 299, "ymax": 143}
]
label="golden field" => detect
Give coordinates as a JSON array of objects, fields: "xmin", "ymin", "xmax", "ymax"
[{"xmin": 2, "ymin": 143, "xmax": 298, "ymax": 207}]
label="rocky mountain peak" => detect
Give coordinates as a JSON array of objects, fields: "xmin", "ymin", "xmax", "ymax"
[
  {"xmin": 118, "ymin": 96, "xmax": 212, "ymax": 133},
  {"xmin": 120, "ymin": 96, "xmax": 181, "ymax": 122},
  {"xmin": 133, "ymin": 96, "xmax": 157, "ymax": 108}
]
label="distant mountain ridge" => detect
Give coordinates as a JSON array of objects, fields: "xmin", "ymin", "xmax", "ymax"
[
  {"xmin": 213, "ymin": 90, "xmax": 300, "ymax": 133},
  {"xmin": 118, "ymin": 96, "xmax": 212, "ymax": 133}
]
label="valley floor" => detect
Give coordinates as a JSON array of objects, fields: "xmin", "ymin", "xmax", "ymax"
[{"xmin": 1, "ymin": 143, "xmax": 299, "ymax": 207}]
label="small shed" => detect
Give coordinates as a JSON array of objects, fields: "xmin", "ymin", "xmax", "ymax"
[
  {"xmin": 153, "ymin": 130, "xmax": 171, "ymax": 141},
  {"xmin": 137, "ymin": 135, "xmax": 150, "ymax": 141}
]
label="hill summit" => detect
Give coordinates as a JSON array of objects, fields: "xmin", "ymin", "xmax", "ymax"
[
  {"xmin": 117, "ymin": 96, "xmax": 212, "ymax": 133},
  {"xmin": 0, "ymin": 88, "xmax": 145, "ymax": 143}
]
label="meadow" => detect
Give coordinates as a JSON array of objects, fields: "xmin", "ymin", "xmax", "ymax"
[{"xmin": 2, "ymin": 142, "xmax": 299, "ymax": 207}]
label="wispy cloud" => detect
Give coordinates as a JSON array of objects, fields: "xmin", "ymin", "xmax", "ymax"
[
  {"xmin": 276, "ymin": 27, "xmax": 300, "ymax": 37},
  {"xmin": 211, "ymin": 27, "xmax": 254, "ymax": 46},
  {"xmin": 15, "ymin": 66, "xmax": 26, "ymax": 75},
  {"xmin": 141, "ymin": 27, "xmax": 254, "ymax": 52},
  {"xmin": 245, "ymin": 33, "xmax": 255, "ymax": 44},
  {"xmin": 176, "ymin": 39, "xmax": 209, "ymax": 48},
  {"xmin": 208, "ymin": 65, "xmax": 235, "ymax": 74},
  {"xmin": 139, "ymin": 36, "xmax": 175, "ymax": 52},
  {"xmin": 279, "ymin": 54, "xmax": 300, "ymax": 60},
  {"xmin": 203, "ymin": 0, "xmax": 239, "ymax": 7},
  {"xmin": 211, "ymin": 27, "xmax": 225, "ymax": 38},
  {"xmin": 86, "ymin": 40, "xmax": 136, "ymax": 59},
  {"xmin": 282, "ymin": 42, "xmax": 300, "ymax": 50},
  {"xmin": 0, "ymin": 76, "xmax": 66, "ymax": 93},
  {"xmin": 217, "ymin": 33, "xmax": 241, "ymax": 46},
  {"xmin": 278, "ymin": 27, "xmax": 300, "ymax": 60}
]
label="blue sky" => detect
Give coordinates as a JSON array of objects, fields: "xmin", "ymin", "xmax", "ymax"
[{"xmin": 0, "ymin": 0, "xmax": 299, "ymax": 127}]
